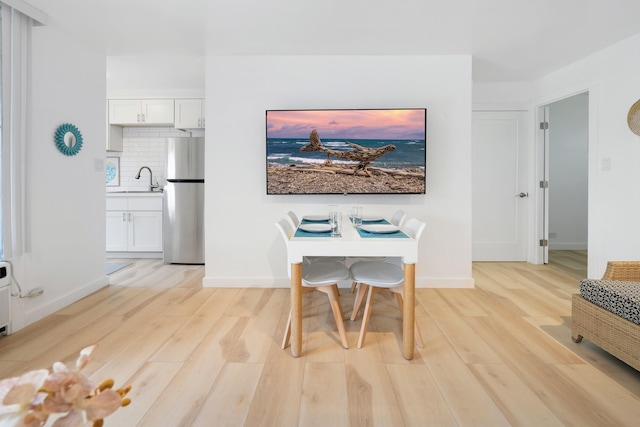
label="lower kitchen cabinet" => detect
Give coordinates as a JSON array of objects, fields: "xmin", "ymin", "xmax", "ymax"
[{"xmin": 106, "ymin": 195, "xmax": 163, "ymax": 253}]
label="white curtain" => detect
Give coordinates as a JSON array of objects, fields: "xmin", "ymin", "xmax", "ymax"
[{"xmin": 1, "ymin": 3, "xmax": 32, "ymax": 259}]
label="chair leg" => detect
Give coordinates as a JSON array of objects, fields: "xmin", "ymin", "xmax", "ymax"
[
  {"xmin": 281, "ymin": 310, "xmax": 292, "ymax": 349},
  {"xmin": 351, "ymin": 283, "xmax": 368, "ymax": 321},
  {"xmin": 350, "ymin": 281, "xmax": 358, "ymax": 293},
  {"xmin": 414, "ymin": 320, "xmax": 425, "ymax": 349},
  {"xmin": 327, "ymin": 285, "xmax": 349, "ymax": 348},
  {"xmin": 357, "ymin": 285, "xmax": 382, "ymax": 348},
  {"xmin": 315, "ymin": 285, "xmax": 349, "ymax": 348}
]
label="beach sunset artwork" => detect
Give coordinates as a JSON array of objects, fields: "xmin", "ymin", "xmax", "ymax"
[{"xmin": 266, "ymin": 109, "xmax": 426, "ymax": 195}]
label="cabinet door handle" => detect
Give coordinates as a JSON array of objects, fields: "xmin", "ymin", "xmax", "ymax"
[
  {"xmin": 141, "ymin": 113, "xmax": 145, "ymax": 122},
  {"xmin": 128, "ymin": 213, "xmax": 132, "ymax": 222},
  {"xmin": 122, "ymin": 213, "xmax": 127, "ymax": 222},
  {"xmin": 137, "ymin": 113, "xmax": 140, "ymax": 122}
]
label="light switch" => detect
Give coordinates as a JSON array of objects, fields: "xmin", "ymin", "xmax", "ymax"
[
  {"xmin": 601, "ymin": 157, "xmax": 611, "ymax": 171},
  {"xmin": 94, "ymin": 159, "xmax": 104, "ymax": 172}
]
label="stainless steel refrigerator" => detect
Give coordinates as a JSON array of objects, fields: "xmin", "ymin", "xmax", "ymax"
[{"xmin": 163, "ymin": 137, "xmax": 205, "ymax": 264}]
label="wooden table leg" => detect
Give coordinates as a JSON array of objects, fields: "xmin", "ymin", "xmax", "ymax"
[
  {"xmin": 402, "ymin": 263, "xmax": 415, "ymax": 360},
  {"xmin": 290, "ymin": 262, "xmax": 303, "ymax": 357}
]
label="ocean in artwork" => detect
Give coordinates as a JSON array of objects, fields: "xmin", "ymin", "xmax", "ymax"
[{"xmin": 267, "ymin": 137, "xmax": 425, "ymax": 169}]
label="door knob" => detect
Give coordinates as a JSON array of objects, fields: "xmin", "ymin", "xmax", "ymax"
[{"xmin": 516, "ymin": 192, "xmax": 528, "ymax": 198}]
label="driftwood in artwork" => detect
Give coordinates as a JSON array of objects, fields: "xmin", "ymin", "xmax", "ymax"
[
  {"xmin": 300, "ymin": 129, "xmax": 396, "ymax": 176},
  {"xmin": 267, "ymin": 163, "xmax": 425, "ymax": 194},
  {"xmin": 287, "ymin": 163, "xmax": 424, "ymax": 178}
]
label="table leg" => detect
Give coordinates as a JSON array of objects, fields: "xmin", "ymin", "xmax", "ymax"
[
  {"xmin": 402, "ymin": 263, "xmax": 415, "ymax": 360},
  {"xmin": 290, "ymin": 262, "xmax": 303, "ymax": 357}
]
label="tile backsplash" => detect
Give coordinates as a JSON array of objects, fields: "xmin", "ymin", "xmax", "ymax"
[{"xmin": 106, "ymin": 127, "xmax": 203, "ymax": 192}]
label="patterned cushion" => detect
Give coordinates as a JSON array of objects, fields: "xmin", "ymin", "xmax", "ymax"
[{"xmin": 579, "ymin": 279, "xmax": 640, "ymax": 325}]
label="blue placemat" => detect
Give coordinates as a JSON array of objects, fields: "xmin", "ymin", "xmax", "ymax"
[{"xmin": 357, "ymin": 228, "xmax": 409, "ymax": 238}]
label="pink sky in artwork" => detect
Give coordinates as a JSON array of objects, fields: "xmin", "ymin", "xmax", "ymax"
[{"xmin": 267, "ymin": 109, "xmax": 426, "ymax": 140}]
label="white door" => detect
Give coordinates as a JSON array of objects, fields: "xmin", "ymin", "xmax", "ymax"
[{"xmin": 472, "ymin": 111, "xmax": 529, "ymax": 261}]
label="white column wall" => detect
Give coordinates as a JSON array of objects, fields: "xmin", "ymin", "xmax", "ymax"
[
  {"xmin": 204, "ymin": 55, "xmax": 474, "ymax": 288},
  {"xmin": 10, "ymin": 24, "xmax": 107, "ymax": 331}
]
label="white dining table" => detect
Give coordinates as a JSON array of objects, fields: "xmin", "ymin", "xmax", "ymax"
[{"xmin": 287, "ymin": 219, "xmax": 419, "ymax": 359}]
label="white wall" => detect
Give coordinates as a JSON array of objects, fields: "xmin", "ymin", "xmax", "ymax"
[
  {"xmin": 548, "ymin": 93, "xmax": 589, "ymax": 250},
  {"xmin": 10, "ymin": 24, "xmax": 107, "ymax": 331},
  {"xmin": 107, "ymin": 54, "xmax": 205, "ymax": 99},
  {"xmin": 533, "ymin": 33, "xmax": 640, "ymax": 277},
  {"xmin": 204, "ymin": 55, "xmax": 474, "ymax": 288},
  {"xmin": 473, "ymin": 82, "xmax": 533, "ymax": 110}
]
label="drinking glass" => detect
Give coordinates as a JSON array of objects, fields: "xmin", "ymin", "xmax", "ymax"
[
  {"xmin": 351, "ymin": 206, "xmax": 363, "ymax": 227},
  {"xmin": 329, "ymin": 211, "xmax": 342, "ymax": 237}
]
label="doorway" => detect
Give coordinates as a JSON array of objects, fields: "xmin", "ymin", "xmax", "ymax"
[{"xmin": 541, "ymin": 92, "xmax": 589, "ymax": 268}]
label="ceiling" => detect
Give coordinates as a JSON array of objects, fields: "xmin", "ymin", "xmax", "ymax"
[{"xmin": 26, "ymin": 0, "xmax": 640, "ymax": 82}]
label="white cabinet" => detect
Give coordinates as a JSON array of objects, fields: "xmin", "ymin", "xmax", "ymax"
[
  {"xmin": 108, "ymin": 99, "xmax": 175, "ymax": 126},
  {"xmin": 106, "ymin": 196, "xmax": 163, "ymax": 252},
  {"xmin": 174, "ymin": 99, "xmax": 205, "ymax": 129},
  {"xmin": 106, "ymin": 100, "xmax": 123, "ymax": 151},
  {"xmin": 106, "ymin": 124, "xmax": 123, "ymax": 151}
]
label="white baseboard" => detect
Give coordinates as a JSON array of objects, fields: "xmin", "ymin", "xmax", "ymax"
[
  {"xmin": 202, "ymin": 276, "xmax": 475, "ymax": 289},
  {"xmin": 16, "ymin": 276, "xmax": 109, "ymax": 332},
  {"xmin": 107, "ymin": 252, "xmax": 162, "ymax": 259}
]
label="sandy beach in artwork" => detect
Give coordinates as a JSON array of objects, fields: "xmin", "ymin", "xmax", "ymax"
[{"xmin": 267, "ymin": 164, "xmax": 425, "ymax": 194}]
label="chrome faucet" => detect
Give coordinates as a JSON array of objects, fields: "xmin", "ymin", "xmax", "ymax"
[{"xmin": 135, "ymin": 166, "xmax": 160, "ymax": 191}]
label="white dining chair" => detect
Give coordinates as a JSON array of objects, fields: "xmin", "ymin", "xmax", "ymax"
[
  {"xmin": 286, "ymin": 210, "xmax": 300, "ymax": 228},
  {"xmin": 275, "ymin": 217, "xmax": 351, "ymax": 349},
  {"xmin": 348, "ymin": 209, "xmax": 407, "ymax": 292},
  {"xmin": 349, "ymin": 217, "xmax": 426, "ymax": 349},
  {"xmin": 286, "ymin": 211, "xmax": 346, "ymax": 265},
  {"xmin": 390, "ymin": 209, "xmax": 407, "ymax": 227}
]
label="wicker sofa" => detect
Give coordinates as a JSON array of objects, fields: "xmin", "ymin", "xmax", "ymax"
[{"xmin": 572, "ymin": 261, "xmax": 640, "ymax": 371}]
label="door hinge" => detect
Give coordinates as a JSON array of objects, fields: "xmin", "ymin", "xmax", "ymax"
[
  {"xmin": 539, "ymin": 239, "xmax": 549, "ymax": 247},
  {"xmin": 540, "ymin": 121, "xmax": 549, "ymax": 130},
  {"xmin": 539, "ymin": 181, "xmax": 549, "ymax": 188}
]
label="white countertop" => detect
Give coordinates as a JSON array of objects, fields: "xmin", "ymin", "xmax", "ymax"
[{"xmin": 106, "ymin": 191, "xmax": 163, "ymax": 197}]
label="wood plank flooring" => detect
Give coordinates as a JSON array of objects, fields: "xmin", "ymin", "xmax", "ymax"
[{"xmin": 1, "ymin": 251, "xmax": 640, "ymax": 426}]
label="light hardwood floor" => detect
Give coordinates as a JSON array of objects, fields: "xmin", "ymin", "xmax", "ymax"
[{"xmin": 1, "ymin": 252, "xmax": 640, "ymax": 426}]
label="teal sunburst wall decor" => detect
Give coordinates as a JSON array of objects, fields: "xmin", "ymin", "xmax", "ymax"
[{"xmin": 54, "ymin": 123, "xmax": 83, "ymax": 156}]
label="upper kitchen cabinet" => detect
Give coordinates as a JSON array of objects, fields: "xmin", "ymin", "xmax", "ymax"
[
  {"xmin": 106, "ymin": 100, "xmax": 123, "ymax": 151},
  {"xmin": 106, "ymin": 124, "xmax": 123, "ymax": 151},
  {"xmin": 174, "ymin": 99, "xmax": 205, "ymax": 129},
  {"xmin": 109, "ymin": 99, "xmax": 175, "ymax": 126}
]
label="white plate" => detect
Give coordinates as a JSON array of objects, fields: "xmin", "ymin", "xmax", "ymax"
[
  {"xmin": 302, "ymin": 215, "xmax": 329, "ymax": 222},
  {"xmin": 359, "ymin": 224, "xmax": 399, "ymax": 234},
  {"xmin": 362, "ymin": 215, "xmax": 384, "ymax": 222},
  {"xmin": 299, "ymin": 223, "xmax": 332, "ymax": 233}
]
